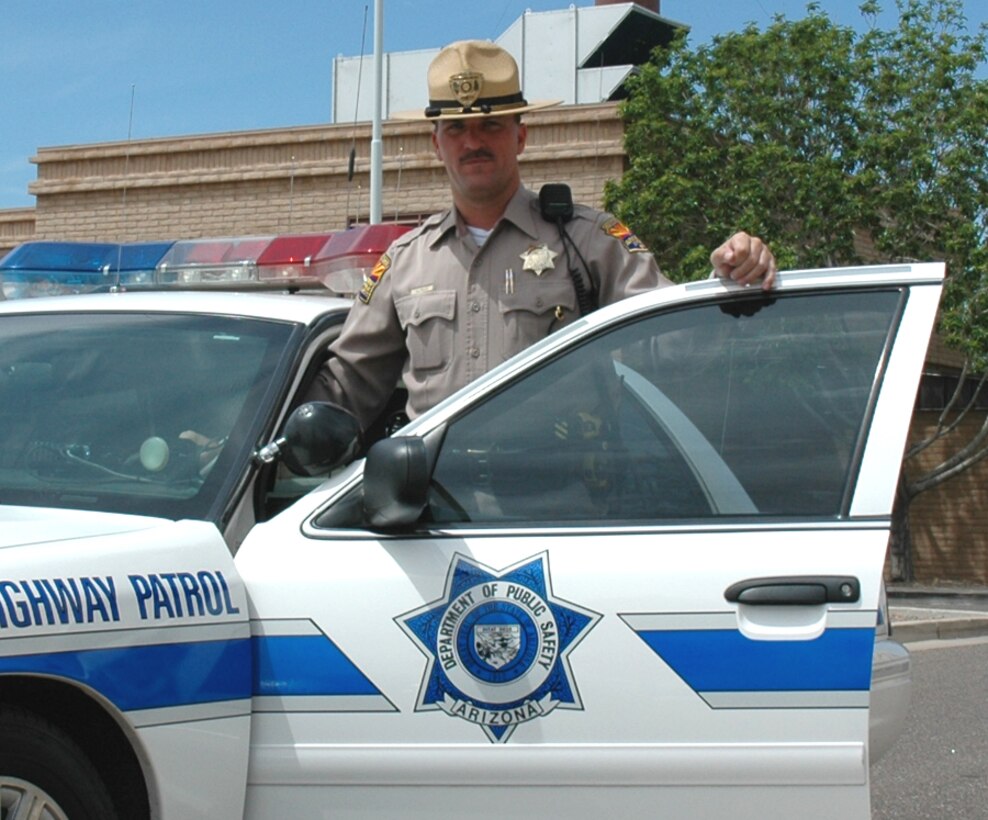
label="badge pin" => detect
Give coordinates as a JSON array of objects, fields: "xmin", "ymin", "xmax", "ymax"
[
  {"xmin": 449, "ymin": 71, "xmax": 484, "ymax": 108},
  {"xmin": 520, "ymin": 244, "xmax": 558, "ymax": 276}
]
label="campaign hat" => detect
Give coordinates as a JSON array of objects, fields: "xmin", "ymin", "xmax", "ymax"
[{"xmin": 395, "ymin": 40, "xmax": 561, "ymax": 120}]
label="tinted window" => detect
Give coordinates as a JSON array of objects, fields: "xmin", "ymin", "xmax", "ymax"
[
  {"xmin": 426, "ymin": 290, "xmax": 902, "ymax": 524},
  {"xmin": 0, "ymin": 312, "xmax": 296, "ymax": 519}
]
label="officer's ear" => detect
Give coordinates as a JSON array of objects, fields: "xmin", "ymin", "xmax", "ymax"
[{"xmin": 516, "ymin": 118, "xmax": 527, "ymax": 155}]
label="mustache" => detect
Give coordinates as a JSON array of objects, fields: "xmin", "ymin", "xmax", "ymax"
[{"xmin": 459, "ymin": 149, "xmax": 495, "ymax": 163}]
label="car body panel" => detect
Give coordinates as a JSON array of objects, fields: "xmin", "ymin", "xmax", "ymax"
[{"xmin": 0, "ymin": 515, "xmax": 251, "ymax": 820}]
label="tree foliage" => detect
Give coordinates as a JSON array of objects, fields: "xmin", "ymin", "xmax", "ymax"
[{"xmin": 605, "ymin": 0, "xmax": 988, "ymax": 578}]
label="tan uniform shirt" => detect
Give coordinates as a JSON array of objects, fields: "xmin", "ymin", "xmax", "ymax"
[{"xmin": 312, "ymin": 185, "xmax": 670, "ymax": 430}]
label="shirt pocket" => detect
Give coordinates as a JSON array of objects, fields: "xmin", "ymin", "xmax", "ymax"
[
  {"xmin": 395, "ymin": 290, "xmax": 457, "ymax": 373},
  {"xmin": 498, "ymin": 279, "xmax": 577, "ymax": 358}
]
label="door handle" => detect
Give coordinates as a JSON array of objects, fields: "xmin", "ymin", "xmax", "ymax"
[{"xmin": 724, "ymin": 576, "xmax": 860, "ymax": 605}]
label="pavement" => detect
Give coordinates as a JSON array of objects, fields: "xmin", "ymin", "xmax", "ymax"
[{"xmin": 887, "ymin": 584, "xmax": 988, "ymax": 643}]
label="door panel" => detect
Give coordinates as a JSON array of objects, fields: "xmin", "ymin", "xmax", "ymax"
[
  {"xmin": 241, "ymin": 528, "xmax": 883, "ymax": 818},
  {"xmin": 238, "ymin": 269, "xmax": 943, "ymax": 819}
]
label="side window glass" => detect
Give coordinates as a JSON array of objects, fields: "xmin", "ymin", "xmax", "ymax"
[
  {"xmin": 426, "ymin": 290, "xmax": 902, "ymax": 525},
  {"xmin": 0, "ymin": 313, "xmax": 293, "ymax": 520}
]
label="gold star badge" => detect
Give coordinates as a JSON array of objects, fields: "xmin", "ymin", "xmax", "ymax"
[{"xmin": 520, "ymin": 244, "xmax": 558, "ymax": 276}]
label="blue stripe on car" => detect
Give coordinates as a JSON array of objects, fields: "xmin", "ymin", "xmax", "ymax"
[
  {"xmin": 0, "ymin": 633, "xmax": 382, "ymax": 710},
  {"xmin": 0, "ymin": 638, "xmax": 251, "ymax": 709},
  {"xmin": 251, "ymin": 634, "xmax": 380, "ymax": 696},
  {"xmin": 634, "ymin": 628, "xmax": 874, "ymax": 692}
]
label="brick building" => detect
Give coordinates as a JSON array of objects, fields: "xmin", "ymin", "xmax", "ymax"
[
  {"xmin": 906, "ymin": 338, "xmax": 988, "ymax": 584},
  {"xmin": 15, "ymin": 103, "xmax": 624, "ymax": 248}
]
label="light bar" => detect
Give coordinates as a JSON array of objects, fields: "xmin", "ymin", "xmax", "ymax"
[
  {"xmin": 256, "ymin": 233, "xmax": 335, "ymax": 286},
  {"xmin": 115, "ymin": 241, "xmax": 176, "ymax": 286},
  {"xmin": 0, "ymin": 241, "xmax": 134, "ymax": 298},
  {"xmin": 0, "ymin": 240, "xmax": 177, "ymax": 298},
  {"xmin": 0, "ymin": 226, "xmax": 416, "ymax": 299},
  {"xmin": 313, "ymin": 224, "xmax": 412, "ymax": 296},
  {"xmin": 155, "ymin": 237, "xmax": 274, "ymax": 285}
]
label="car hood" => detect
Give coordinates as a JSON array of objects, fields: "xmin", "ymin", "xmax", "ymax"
[{"xmin": 0, "ymin": 505, "xmax": 172, "ymax": 549}]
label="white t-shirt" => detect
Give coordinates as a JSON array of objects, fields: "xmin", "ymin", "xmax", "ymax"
[{"xmin": 466, "ymin": 225, "xmax": 492, "ymax": 246}]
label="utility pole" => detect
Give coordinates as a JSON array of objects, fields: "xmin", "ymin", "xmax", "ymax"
[{"xmin": 370, "ymin": 0, "xmax": 384, "ymax": 224}]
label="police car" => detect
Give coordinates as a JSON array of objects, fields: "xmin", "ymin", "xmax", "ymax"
[{"xmin": 0, "ymin": 249, "xmax": 941, "ymax": 819}]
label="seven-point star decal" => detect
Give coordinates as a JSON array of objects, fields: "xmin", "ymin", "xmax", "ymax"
[{"xmin": 397, "ymin": 551, "xmax": 601, "ymax": 742}]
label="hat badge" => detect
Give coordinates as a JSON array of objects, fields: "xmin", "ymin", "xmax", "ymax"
[{"xmin": 449, "ymin": 71, "xmax": 484, "ymax": 108}]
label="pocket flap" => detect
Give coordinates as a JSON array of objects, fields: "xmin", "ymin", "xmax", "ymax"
[
  {"xmin": 396, "ymin": 290, "xmax": 457, "ymax": 328},
  {"xmin": 498, "ymin": 279, "xmax": 577, "ymax": 316}
]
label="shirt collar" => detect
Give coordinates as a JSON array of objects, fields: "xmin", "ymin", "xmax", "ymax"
[
  {"xmin": 499, "ymin": 186, "xmax": 540, "ymax": 240},
  {"xmin": 429, "ymin": 186, "xmax": 540, "ymax": 248}
]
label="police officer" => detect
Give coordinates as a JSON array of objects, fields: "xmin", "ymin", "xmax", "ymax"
[{"xmin": 310, "ymin": 40, "xmax": 776, "ymax": 431}]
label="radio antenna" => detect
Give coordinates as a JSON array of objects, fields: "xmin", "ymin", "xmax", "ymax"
[
  {"xmin": 344, "ymin": 5, "xmax": 369, "ymax": 227},
  {"xmin": 393, "ymin": 145, "xmax": 403, "ymax": 223},
  {"xmin": 114, "ymin": 84, "xmax": 136, "ymax": 286},
  {"xmin": 288, "ymin": 154, "xmax": 296, "ymax": 233}
]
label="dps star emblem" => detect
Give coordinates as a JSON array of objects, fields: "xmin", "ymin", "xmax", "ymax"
[
  {"xmin": 520, "ymin": 244, "xmax": 558, "ymax": 276},
  {"xmin": 449, "ymin": 71, "xmax": 484, "ymax": 108},
  {"xmin": 396, "ymin": 552, "xmax": 601, "ymax": 743}
]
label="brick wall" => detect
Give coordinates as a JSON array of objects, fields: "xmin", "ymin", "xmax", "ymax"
[
  {"xmin": 0, "ymin": 208, "xmax": 36, "ymax": 258},
  {"xmin": 26, "ymin": 103, "xmax": 625, "ymax": 242},
  {"xmin": 906, "ymin": 412, "xmax": 988, "ymax": 584}
]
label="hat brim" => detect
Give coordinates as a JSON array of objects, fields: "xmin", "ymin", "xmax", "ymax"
[{"xmin": 392, "ymin": 99, "xmax": 561, "ymax": 121}]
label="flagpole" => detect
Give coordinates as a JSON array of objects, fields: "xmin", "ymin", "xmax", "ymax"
[{"xmin": 370, "ymin": 0, "xmax": 383, "ymax": 224}]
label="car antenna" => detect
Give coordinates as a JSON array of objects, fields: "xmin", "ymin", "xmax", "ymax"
[
  {"xmin": 344, "ymin": 5, "xmax": 369, "ymax": 229},
  {"xmin": 112, "ymin": 83, "xmax": 137, "ymax": 292}
]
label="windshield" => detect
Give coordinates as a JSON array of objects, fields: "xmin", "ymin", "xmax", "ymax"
[{"xmin": 0, "ymin": 312, "xmax": 297, "ymax": 520}]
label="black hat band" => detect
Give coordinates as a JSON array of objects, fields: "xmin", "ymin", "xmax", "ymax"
[{"xmin": 424, "ymin": 92, "xmax": 527, "ymax": 118}]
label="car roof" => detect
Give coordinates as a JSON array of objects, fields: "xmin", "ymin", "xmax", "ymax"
[{"xmin": 0, "ymin": 289, "xmax": 354, "ymax": 325}]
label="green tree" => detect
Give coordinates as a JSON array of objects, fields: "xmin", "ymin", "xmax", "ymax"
[{"xmin": 606, "ymin": 0, "xmax": 988, "ymax": 580}]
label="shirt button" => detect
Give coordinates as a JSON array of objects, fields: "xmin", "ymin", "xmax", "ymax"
[
  {"xmin": 470, "ymin": 301, "xmax": 481, "ymax": 313},
  {"xmin": 535, "ymin": 297, "xmax": 544, "ymax": 308},
  {"xmin": 469, "ymin": 347, "xmax": 480, "ymax": 359}
]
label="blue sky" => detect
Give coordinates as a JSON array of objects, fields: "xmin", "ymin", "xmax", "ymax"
[{"xmin": 2, "ymin": 0, "xmax": 985, "ymax": 209}]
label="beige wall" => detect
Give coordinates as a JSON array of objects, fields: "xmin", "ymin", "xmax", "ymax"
[
  {"xmin": 21, "ymin": 103, "xmax": 625, "ymax": 245},
  {"xmin": 0, "ymin": 209, "xmax": 36, "ymax": 258}
]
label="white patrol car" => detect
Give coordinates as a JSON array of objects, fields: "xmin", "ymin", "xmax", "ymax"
[{"xmin": 0, "ymin": 261, "xmax": 940, "ymax": 819}]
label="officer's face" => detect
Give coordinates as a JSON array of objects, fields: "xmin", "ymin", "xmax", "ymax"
[{"xmin": 432, "ymin": 115, "xmax": 527, "ymax": 208}]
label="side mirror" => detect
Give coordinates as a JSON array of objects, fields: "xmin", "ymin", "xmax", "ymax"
[
  {"xmin": 256, "ymin": 401, "xmax": 361, "ymax": 476},
  {"xmin": 363, "ymin": 436, "xmax": 430, "ymax": 528}
]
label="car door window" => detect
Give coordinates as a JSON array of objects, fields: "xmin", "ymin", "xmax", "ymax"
[
  {"xmin": 0, "ymin": 312, "xmax": 295, "ymax": 520},
  {"xmin": 426, "ymin": 289, "xmax": 904, "ymax": 524}
]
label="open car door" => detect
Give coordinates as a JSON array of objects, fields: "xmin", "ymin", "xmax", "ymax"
[{"xmin": 238, "ymin": 263, "xmax": 943, "ymax": 820}]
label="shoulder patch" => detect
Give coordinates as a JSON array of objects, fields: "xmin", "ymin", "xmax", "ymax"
[
  {"xmin": 602, "ymin": 217, "xmax": 648, "ymax": 254},
  {"xmin": 358, "ymin": 253, "xmax": 391, "ymax": 304}
]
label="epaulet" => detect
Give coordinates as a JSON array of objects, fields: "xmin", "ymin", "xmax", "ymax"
[
  {"xmin": 392, "ymin": 210, "xmax": 448, "ymax": 250},
  {"xmin": 569, "ymin": 201, "xmax": 600, "ymax": 224}
]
